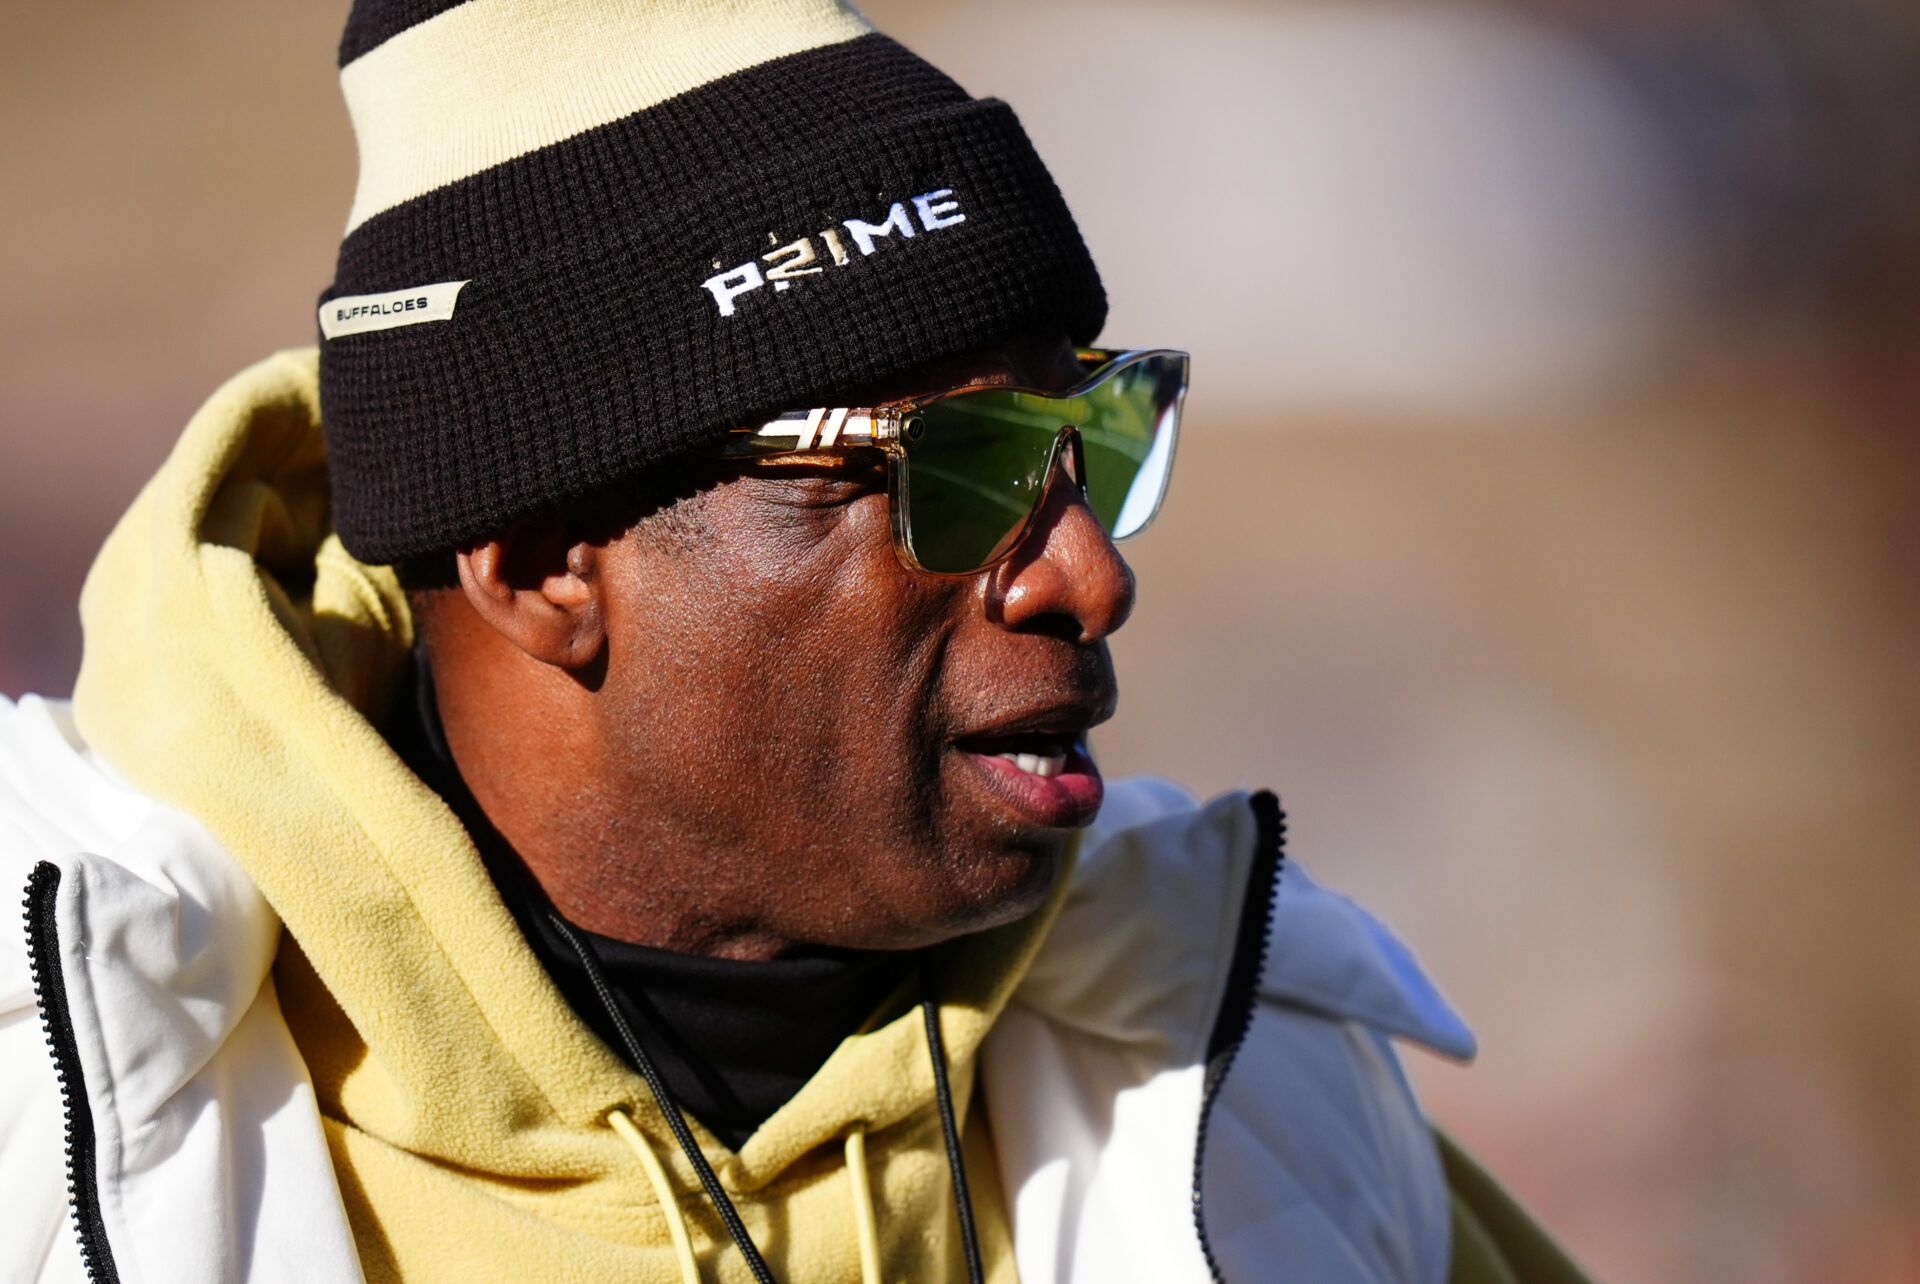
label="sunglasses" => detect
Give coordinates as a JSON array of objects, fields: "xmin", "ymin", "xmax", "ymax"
[{"xmin": 714, "ymin": 348, "xmax": 1189, "ymax": 575}]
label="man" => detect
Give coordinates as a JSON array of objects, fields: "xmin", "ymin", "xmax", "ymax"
[{"xmin": 1, "ymin": 2, "xmax": 1588, "ymax": 1281}]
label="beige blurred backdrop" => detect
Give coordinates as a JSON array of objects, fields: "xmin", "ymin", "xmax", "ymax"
[{"xmin": 3, "ymin": 3, "xmax": 1917, "ymax": 1280}]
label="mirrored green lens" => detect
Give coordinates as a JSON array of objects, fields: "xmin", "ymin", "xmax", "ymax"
[
  {"xmin": 899, "ymin": 396, "xmax": 1059, "ymax": 573},
  {"xmin": 899, "ymin": 351, "xmax": 1187, "ymax": 573},
  {"xmin": 1077, "ymin": 353, "xmax": 1184, "ymax": 540}
]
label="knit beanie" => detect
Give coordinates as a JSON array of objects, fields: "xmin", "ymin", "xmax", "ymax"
[{"xmin": 317, "ymin": 0, "xmax": 1108, "ymax": 564}]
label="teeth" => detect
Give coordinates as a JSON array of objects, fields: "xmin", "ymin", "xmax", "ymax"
[{"xmin": 998, "ymin": 750, "xmax": 1068, "ymax": 779}]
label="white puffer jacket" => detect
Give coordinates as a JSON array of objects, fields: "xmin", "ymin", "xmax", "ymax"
[{"xmin": 2, "ymin": 693, "xmax": 1474, "ymax": 1284}]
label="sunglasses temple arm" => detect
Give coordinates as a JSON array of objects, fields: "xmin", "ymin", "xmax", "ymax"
[{"xmin": 742, "ymin": 408, "xmax": 893, "ymax": 450}]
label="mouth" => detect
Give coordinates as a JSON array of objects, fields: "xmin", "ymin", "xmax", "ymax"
[{"xmin": 950, "ymin": 716, "xmax": 1107, "ymax": 829}]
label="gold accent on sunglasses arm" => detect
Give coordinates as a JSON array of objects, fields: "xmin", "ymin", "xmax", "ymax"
[{"xmin": 722, "ymin": 407, "xmax": 900, "ymax": 456}]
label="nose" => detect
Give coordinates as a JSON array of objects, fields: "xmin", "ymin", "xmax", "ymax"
[{"xmin": 986, "ymin": 435, "xmax": 1137, "ymax": 643}]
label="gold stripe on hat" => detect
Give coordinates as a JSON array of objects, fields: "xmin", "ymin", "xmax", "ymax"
[{"xmin": 340, "ymin": 0, "xmax": 872, "ymax": 233}]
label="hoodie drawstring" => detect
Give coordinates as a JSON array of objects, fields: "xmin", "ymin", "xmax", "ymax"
[
  {"xmin": 548, "ymin": 911, "xmax": 780, "ymax": 1284},
  {"xmin": 610, "ymin": 1107, "xmax": 702, "ymax": 1284},
  {"xmin": 844, "ymin": 1128, "xmax": 884, "ymax": 1284},
  {"xmin": 553, "ymin": 911, "xmax": 985, "ymax": 1284}
]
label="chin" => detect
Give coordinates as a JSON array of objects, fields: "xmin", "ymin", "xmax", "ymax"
[{"xmin": 928, "ymin": 835, "xmax": 1066, "ymax": 940}]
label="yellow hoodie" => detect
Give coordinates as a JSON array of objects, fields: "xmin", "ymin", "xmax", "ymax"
[
  {"xmin": 72, "ymin": 348, "xmax": 1046, "ymax": 1282},
  {"xmin": 65, "ymin": 347, "xmax": 1592, "ymax": 1284}
]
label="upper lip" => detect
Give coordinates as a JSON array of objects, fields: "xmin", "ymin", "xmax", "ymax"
[{"xmin": 950, "ymin": 688, "xmax": 1117, "ymax": 749}]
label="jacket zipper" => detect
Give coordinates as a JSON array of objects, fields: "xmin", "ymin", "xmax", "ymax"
[
  {"xmin": 1190, "ymin": 790, "xmax": 1287, "ymax": 1283},
  {"xmin": 23, "ymin": 861, "xmax": 123, "ymax": 1284}
]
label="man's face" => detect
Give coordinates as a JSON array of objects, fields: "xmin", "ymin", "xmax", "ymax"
[{"xmin": 588, "ymin": 334, "xmax": 1136, "ymax": 951}]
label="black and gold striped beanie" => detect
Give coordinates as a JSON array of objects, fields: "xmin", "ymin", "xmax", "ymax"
[{"xmin": 317, "ymin": 0, "xmax": 1108, "ymax": 564}]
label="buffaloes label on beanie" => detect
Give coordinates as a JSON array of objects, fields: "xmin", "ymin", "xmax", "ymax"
[{"xmin": 320, "ymin": 279, "xmax": 470, "ymax": 339}]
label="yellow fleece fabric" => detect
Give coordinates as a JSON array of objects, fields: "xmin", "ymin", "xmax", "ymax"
[
  {"xmin": 73, "ymin": 349, "xmax": 1044, "ymax": 1282},
  {"xmin": 1439, "ymin": 1130, "xmax": 1595, "ymax": 1284}
]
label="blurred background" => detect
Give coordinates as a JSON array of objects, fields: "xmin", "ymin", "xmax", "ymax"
[{"xmin": 2, "ymin": 2, "xmax": 1916, "ymax": 1279}]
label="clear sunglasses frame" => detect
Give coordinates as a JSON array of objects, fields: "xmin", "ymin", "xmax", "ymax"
[{"xmin": 713, "ymin": 347, "xmax": 1188, "ymax": 576}]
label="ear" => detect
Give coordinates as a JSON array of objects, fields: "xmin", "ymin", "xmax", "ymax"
[{"xmin": 454, "ymin": 520, "xmax": 606, "ymax": 669}]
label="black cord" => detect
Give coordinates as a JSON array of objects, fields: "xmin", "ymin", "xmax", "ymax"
[
  {"xmin": 921, "ymin": 969, "xmax": 986, "ymax": 1284},
  {"xmin": 547, "ymin": 911, "xmax": 779, "ymax": 1284}
]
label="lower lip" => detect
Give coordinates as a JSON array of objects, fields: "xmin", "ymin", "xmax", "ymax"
[{"xmin": 954, "ymin": 742, "xmax": 1104, "ymax": 829}]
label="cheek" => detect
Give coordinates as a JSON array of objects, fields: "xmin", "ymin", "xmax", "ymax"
[
  {"xmin": 597, "ymin": 496, "xmax": 961, "ymax": 808},
  {"xmin": 704, "ymin": 489, "xmax": 956, "ymax": 684}
]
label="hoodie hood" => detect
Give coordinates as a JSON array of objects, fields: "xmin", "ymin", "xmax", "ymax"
[{"xmin": 72, "ymin": 348, "xmax": 1060, "ymax": 1279}]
